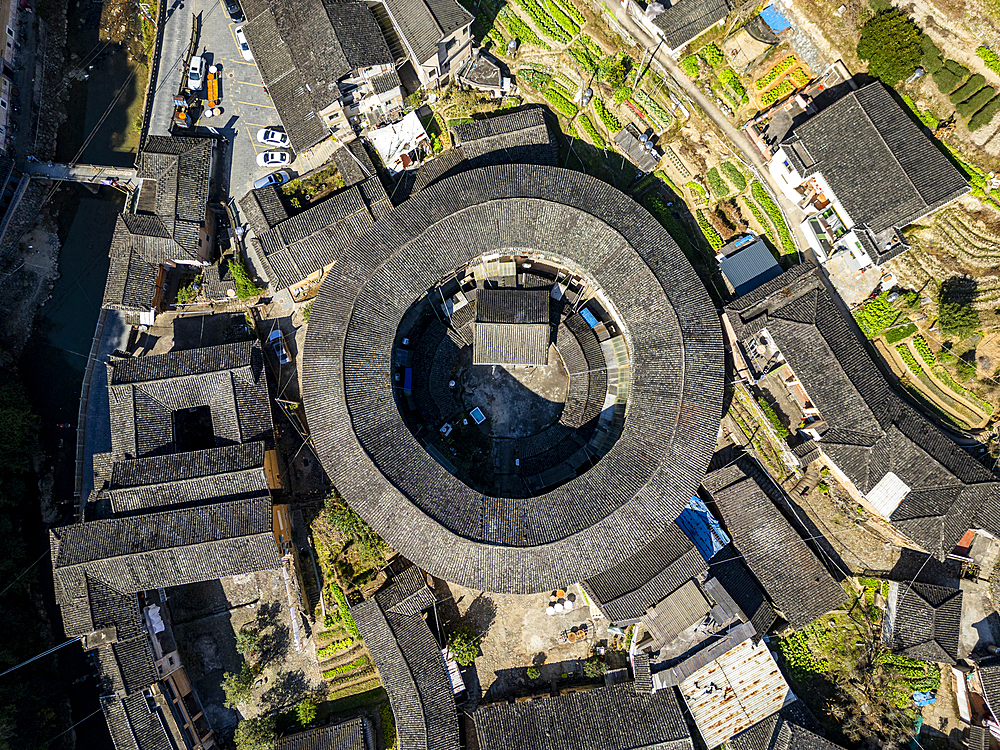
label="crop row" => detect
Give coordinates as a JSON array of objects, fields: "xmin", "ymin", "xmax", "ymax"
[
  {"xmin": 698, "ymin": 43, "xmax": 724, "ymax": 67},
  {"xmin": 750, "ymin": 181, "xmax": 795, "ymax": 254},
  {"xmin": 577, "ymin": 113, "xmax": 605, "ymax": 149},
  {"xmin": 958, "ymin": 86, "xmax": 996, "ymax": 117},
  {"xmin": 567, "ymin": 43, "xmax": 598, "ymax": 75},
  {"xmin": 632, "ymin": 89, "xmax": 670, "ymax": 129},
  {"xmin": 933, "ymin": 358, "xmax": 994, "ymax": 414},
  {"xmin": 977, "ymin": 45, "xmax": 1000, "ymax": 76},
  {"xmin": 518, "ymin": 67, "xmax": 551, "ymax": 90},
  {"xmin": 778, "ymin": 631, "xmax": 827, "ymax": 680},
  {"xmin": 686, "ymin": 181, "xmax": 707, "ymax": 203},
  {"xmin": 755, "ymin": 56, "xmax": 796, "ymax": 89},
  {"xmin": 696, "ymin": 209, "xmax": 723, "ymax": 249},
  {"xmin": 706, "ymin": 167, "xmax": 728, "ymax": 198},
  {"xmin": 593, "ymin": 97, "xmax": 621, "ymax": 132},
  {"xmin": 896, "ymin": 342, "xmax": 924, "ymax": 378},
  {"xmin": 323, "ymin": 658, "xmax": 373, "ymax": 680},
  {"xmin": 884, "ymin": 323, "xmax": 916, "ymax": 344},
  {"xmin": 913, "ymin": 335, "xmax": 936, "ymax": 367},
  {"xmin": 643, "ymin": 193, "xmax": 699, "ymax": 262},
  {"xmin": 721, "ymin": 161, "xmax": 746, "ymax": 191},
  {"xmin": 790, "ymin": 67, "xmax": 809, "ymax": 87},
  {"xmin": 509, "ymin": 0, "xmax": 570, "ymax": 42},
  {"xmin": 681, "ymin": 55, "xmax": 699, "ymax": 78},
  {"xmin": 741, "ymin": 196, "xmax": 775, "ymax": 246},
  {"xmin": 330, "ymin": 583, "xmax": 360, "ymax": 638},
  {"xmin": 970, "ymin": 95, "xmax": 1000, "ymax": 131},
  {"xmin": 317, "ymin": 637, "xmax": 354, "ymax": 659},
  {"xmin": 498, "ymin": 7, "xmax": 548, "ymax": 48},
  {"xmin": 718, "ymin": 68, "xmax": 747, "ymax": 103},
  {"xmin": 544, "ymin": 87, "xmax": 578, "ymax": 117},
  {"xmin": 759, "ymin": 79, "xmax": 794, "ymax": 106},
  {"xmin": 543, "ymin": 0, "xmax": 580, "ymax": 37}
]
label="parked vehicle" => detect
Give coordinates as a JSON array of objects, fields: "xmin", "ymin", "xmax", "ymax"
[
  {"xmin": 234, "ymin": 26, "xmax": 253, "ymax": 61},
  {"xmin": 188, "ymin": 55, "xmax": 206, "ymax": 90},
  {"xmin": 269, "ymin": 329, "xmax": 291, "ymax": 365},
  {"xmin": 253, "ymin": 170, "xmax": 291, "ymax": 189},
  {"xmin": 257, "ymin": 150, "xmax": 291, "ymax": 168},
  {"xmin": 225, "ymin": 0, "xmax": 243, "ymax": 21},
  {"xmin": 256, "ymin": 128, "xmax": 291, "ymax": 148}
]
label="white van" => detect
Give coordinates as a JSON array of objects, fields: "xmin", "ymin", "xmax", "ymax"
[{"xmin": 188, "ymin": 56, "xmax": 206, "ymax": 90}]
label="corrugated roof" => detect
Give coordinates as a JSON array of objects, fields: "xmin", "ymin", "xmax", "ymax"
[
  {"xmin": 718, "ymin": 238, "xmax": 782, "ymax": 298},
  {"xmin": 679, "ymin": 638, "xmax": 792, "ymax": 749}
]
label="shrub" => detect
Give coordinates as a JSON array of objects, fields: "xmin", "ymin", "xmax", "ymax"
[
  {"xmin": 884, "ymin": 323, "xmax": 917, "ymax": 344},
  {"xmin": 382, "ymin": 704, "xmax": 398, "ymax": 750},
  {"xmin": 229, "ymin": 257, "xmax": 263, "ymax": 300},
  {"xmin": 978, "ymin": 45, "xmax": 1000, "ymax": 75},
  {"xmin": 933, "ymin": 59, "xmax": 970, "ymax": 93},
  {"xmin": 970, "ymin": 94, "xmax": 1000, "ymax": 130},
  {"xmin": 613, "ymin": 85, "xmax": 633, "ymax": 104},
  {"xmin": 295, "ymin": 696, "xmax": 317, "ymax": 726},
  {"xmin": 583, "ymin": 656, "xmax": 607, "ymax": 677},
  {"xmin": 856, "ymin": 10, "xmax": 924, "ymax": 86},
  {"xmin": 853, "ymin": 292, "xmax": 899, "ymax": 337},
  {"xmin": 598, "ymin": 52, "xmax": 628, "ymax": 88},
  {"xmin": 721, "ymin": 162, "xmax": 747, "ymax": 191},
  {"xmin": 594, "ymin": 97, "xmax": 621, "ymax": 132},
  {"xmin": 175, "ymin": 274, "xmax": 202, "ymax": 304},
  {"xmin": 958, "ymin": 86, "xmax": 996, "ymax": 117},
  {"xmin": 577, "ymin": 114, "xmax": 605, "ymax": 149},
  {"xmin": 757, "ymin": 397, "xmax": 790, "ymax": 439},
  {"xmin": 447, "ymin": 627, "xmax": 481, "ymax": 666},
  {"xmin": 544, "ymin": 87, "xmax": 578, "ymax": 118},
  {"xmin": 235, "ymin": 625, "xmax": 261, "ymax": 656},
  {"xmin": 527, "ymin": 666, "xmax": 541, "ymax": 679},
  {"xmin": 950, "ymin": 74, "xmax": 986, "ymax": 104},
  {"xmin": 750, "ymin": 181, "xmax": 795, "ymax": 254},
  {"xmin": 922, "ymin": 35, "xmax": 943, "ymax": 72},
  {"xmin": 695, "ymin": 209, "xmax": 724, "ymax": 249},
  {"xmin": 718, "ymin": 68, "xmax": 747, "ymax": 102},
  {"xmin": 222, "ymin": 663, "xmax": 258, "ymax": 708},
  {"xmin": 302, "ymin": 301, "xmax": 312, "ymax": 323},
  {"xmin": 698, "ymin": 43, "xmax": 724, "ymax": 67},
  {"xmin": 755, "ymin": 56, "xmax": 796, "ymax": 89},
  {"xmin": 706, "ymin": 167, "xmax": 729, "ymax": 197},
  {"xmin": 681, "ymin": 55, "xmax": 700, "ymax": 77}
]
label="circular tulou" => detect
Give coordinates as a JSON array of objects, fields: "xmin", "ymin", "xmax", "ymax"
[{"xmin": 301, "ymin": 164, "xmax": 724, "ymax": 593}]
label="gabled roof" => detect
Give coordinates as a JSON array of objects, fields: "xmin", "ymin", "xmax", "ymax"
[
  {"xmin": 781, "ymin": 83, "xmax": 968, "ymax": 253},
  {"xmin": 706, "ymin": 545, "xmax": 778, "ymax": 637},
  {"xmin": 102, "ymin": 692, "xmax": 174, "ymax": 750},
  {"xmin": 251, "ymin": 175, "xmax": 391, "ymax": 291},
  {"xmin": 240, "ymin": 0, "xmax": 393, "ymax": 152},
  {"xmin": 239, "ymin": 185, "xmax": 290, "ymax": 237},
  {"xmin": 891, "ymin": 581, "xmax": 963, "ymax": 663},
  {"xmin": 977, "ymin": 655, "xmax": 1000, "ymax": 717},
  {"xmin": 106, "ymin": 341, "xmax": 273, "ymax": 459},
  {"xmin": 474, "ymin": 684, "xmax": 693, "ymax": 750},
  {"xmin": 729, "ymin": 702, "xmax": 842, "ymax": 750},
  {"xmin": 275, "ymin": 717, "xmax": 369, "ymax": 750},
  {"xmin": 725, "ymin": 266, "xmax": 1000, "ymax": 556},
  {"xmin": 102, "ymin": 237, "xmax": 160, "ymax": 313},
  {"xmin": 380, "ymin": 0, "xmax": 473, "ymax": 65},
  {"xmin": 581, "ymin": 521, "xmax": 708, "ymax": 623},
  {"xmin": 704, "ymin": 459, "xmax": 847, "ymax": 629},
  {"xmin": 351, "ymin": 567, "xmax": 459, "ymax": 750},
  {"xmin": 476, "ymin": 288, "xmax": 549, "ymax": 324},
  {"xmin": 969, "ymin": 726, "xmax": 990, "ymax": 750},
  {"xmin": 652, "ymin": 0, "xmax": 730, "ymax": 50},
  {"xmin": 614, "ymin": 125, "xmax": 659, "ymax": 172}
]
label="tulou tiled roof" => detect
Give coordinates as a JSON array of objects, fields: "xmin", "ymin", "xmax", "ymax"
[
  {"xmin": 106, "ymin": 341, "xmax": 273, "ymax": 459},
  {"xmin": 725, "ymin": 266, "xmax": 1000, "ymax": 557},
  {"xmin": 251, "ymin": 175, "xmax": 391, "ymax": 291},
  {"xmin": 781, "ymin": 82, "xmax": 968, "ymax": 259},
  {"xmin": 301, "ymin": 164, "xmax": 723, "ymax": 593},
  {"xmin": 704, "ymin": 458, "xmax": 847, "ymax": 629},
  {"xmin": 379, "ymin": 0, "xmax": 473, "ymax": 65},
  {"xmin": 240, "ymin": 0, "xmax": 393, "ymax": 152},
  {"xmin": 275, "ymin": 717, "xmax": 369, "ymax": 750},
  {"xmin": 410, "ymin": 108, "xmax": 558, "ymax": 196},
  {"xmin": 652, "ymin": 0, "xmax": 730, "ymax": 50},
  {"xmin": 891, "ymin": 581, "xmax": 963, "ymax": 663},
  {"xmin": 473, "ymin": 684, "xmax": 693, "ymax": 750},
  {"xmin": 351, "ymin": 567, "xmax": 459, "ymax": 750},
  {"xmin": 103, "ymin": 136, "xmax": 214, "ymax": 312},
  {"xmin": 581, "ymin": 521, "xmax": 708, "ymax": 623}
]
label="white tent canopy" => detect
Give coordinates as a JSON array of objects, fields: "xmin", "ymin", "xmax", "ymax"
[{"xmin": 368, "ymin": 111, "xmax": 429, "ymax": 173}]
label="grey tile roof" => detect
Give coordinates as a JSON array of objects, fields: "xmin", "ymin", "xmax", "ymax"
[
  {"xmin": 704, "ymin": 460, "xmax": 847, "ymax": 629},
  {"xmin": 726, "ymin": 266, "xmax": 1000, "ymax": 556},
  {"xmin": 50, "ymin": 497, "xmax": 281, "ymax": 597},
  {"xmin": 473, "ymin": 322, "xmax": 550, "ymax": 365},
  {"xmin": 729, "ymin": 702, "xmax": 841, "ymax": 750},
  {"xmin": 102, "ymin": 237, "xmax": 160, "ymax": 313},
  {"xmin": 102, "ymin": 693, "xmax": 174, "ymax": 750},
  {"xmin": 582, "ymin": 522, "xmax": 708, "ymax": 623},
  {"xmin": 301, "ymin": 164, "xmax": 723, "ymax": 593},
  {"xmin": 706, "ymin": 545, "xmax": 778, "ymax": 637},
  {"xmin": 968, "ymin": 726, "xmax": 989, "ymax": 750},
  {"xmin": 614, "ymin": 126, "xmax": 659, "ymax": 172},
  {"xmin": 476, "ymin": 288, "xmax": 549, "ymax": 323},
  {"xmin": 241, "ymin": 0, "xmax": 392, "ymax": 152},
  {"xmin": 473, "ymin": 684, "xmax": 694, "ymax": 750},
  {"xmin": 978, "ymin": 655, "xmax": 1000, "ymax": 717},
  {"xmin": 351, "ymin": 568, "xmax": 459, "ymax": 750},
  {"xmin": 334, "ymin": 140, "xmax": 379, "ymax": 187},
  {"xmin": 782, "ymin": 83, "xmax": 969, "ymax": 243},
  {"xmin": 891, "ymin": 581, "xmax": 963, "ymax": 663},
  {"xmin": 252, "ymin": 175, "xmax": 390, "ymax": 290},
  {"xmin": 239, "ymin": 185, "xmax": 290, "ymax": 237},
  {"xmin": 652, "ymin": 0, "xmax": 730, "ymax": 50},
  {"xmin": 106, "ymin": 341, "xmax": 272, "ymax": 459},
  {"xmin": 275, "ymin": 717, "xmax": 369, "ymax": 750},
  {"xmin": 380, "ymin": 0, "xmax": 472, "ymax": 65}
]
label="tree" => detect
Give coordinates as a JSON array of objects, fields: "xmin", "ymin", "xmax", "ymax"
[
  {"xmin": 599, "ymin": 52, "xmax": 628, "ymax": 89},
  {"xmin": 228, "ymin": 256, "xmax": 264, "ymax": 300},
  {"xmin": 938, "ymin": 276, "xmax": 981, "ymax": 340},
  {"xmin": 856, "ymin": 10, "xmax": 924, "ymax": 86},
  {"xmin": 234, "ymin": 716, "xmax": 277, "ymax": 750},
  {"xmin": 235, "ymin": 625, "xmax": 261, "ymax": 657},
  {"xmin": 446, "ymin": 627, "xmax": 480, "ymax": 666},
  {"xmin": 295, "ymin": 695, "xmax": 317, "ymax": 726},
  {"xmin": 583, "ymin": 656, "xmax": 606, "ymax": 678},
  {"xmin": 221, "ymin": 663, "xmax": 257, "ymax": 708}
]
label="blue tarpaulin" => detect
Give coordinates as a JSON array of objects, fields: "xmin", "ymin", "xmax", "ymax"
[
  {"xmin": 913, "ymin": 691, "xmax": 936, "ymax": 706},
  {"xmin": 760, "ymin": 5, "xmax": 791, "ymax": 32},
  {"xmin": 676, "ymin": 496, "xmax": 730, "ymax": 561},
  {"xmin": 580, "ymin": 308, "xmax": 599, "ymax": 328}
]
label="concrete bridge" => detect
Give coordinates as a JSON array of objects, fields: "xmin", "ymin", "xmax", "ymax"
[{"xmin": 24, "ymin": 161, "xmax": 137, "ymax": 186}]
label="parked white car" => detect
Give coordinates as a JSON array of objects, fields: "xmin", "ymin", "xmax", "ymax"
[
  {"xmin": 187, "ymin": 55, "xmax": 206, "ymax": 90},
  {"xmin": 257, "ymin": 151, "xmax": 291, "ymax": 168},
  {"xmin": 234, "ymin": 26, "xmax": 253, "ymax": 61},
  {"xmin": 256, "ymin": 128, "xmax": 291, "ymax": 148}
]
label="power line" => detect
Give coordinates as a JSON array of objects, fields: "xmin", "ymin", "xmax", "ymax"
[
  {"xmin": 0, "ymin": 637, "xmax": 82, "ymax": 678},
  {"xmin": 41, "ymin": 706, "xmax": 104, "ymax": 749},
  {"xmin": 0, "ymin": 550, "xmax": 49, "ymax": 597}
]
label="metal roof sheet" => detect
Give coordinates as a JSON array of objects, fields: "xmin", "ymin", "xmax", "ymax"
[{"xmin": 718, "ymin": 238, "xmax": 782, "ymax": 298}]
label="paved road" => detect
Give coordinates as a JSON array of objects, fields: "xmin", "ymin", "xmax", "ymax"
[
  {"xmin": 603, "ymin": 2, "xmax": 815, "ymax": 261},
  {"xmin": 147, "ymin": 0, "xmax": 294, "ymax": 201}
]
